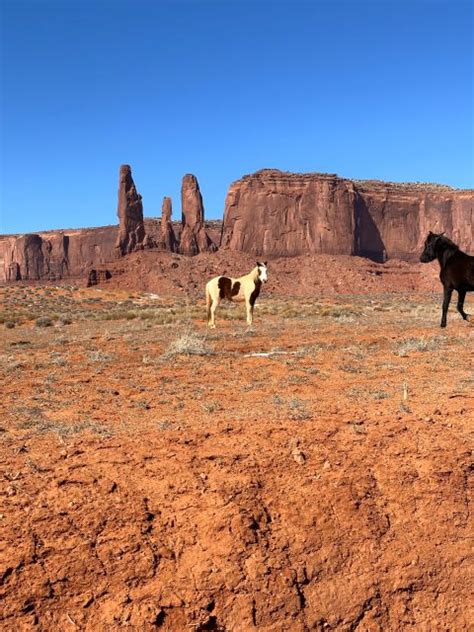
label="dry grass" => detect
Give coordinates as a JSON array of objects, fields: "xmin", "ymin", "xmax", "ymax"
[
  {"xmin": 394, "ymin": 336, "xmax": 446, "ymax": 356},
  {"xmin": 162, "ymin": 326, "xmax": 213, "ymax": 358}
]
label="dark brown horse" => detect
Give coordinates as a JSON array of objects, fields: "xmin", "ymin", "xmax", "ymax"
[{"xmin": 420, "ymin": 232, "xmax": 474, "ymax": 327}]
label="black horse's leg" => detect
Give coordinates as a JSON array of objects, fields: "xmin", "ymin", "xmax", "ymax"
[
  {"xmin": 457, "ymin": 289, "xmax": 469, "ymax": 320},
  {"xmin": 441, "ymin": 287, "xmax": 453, "ymax": 328}
]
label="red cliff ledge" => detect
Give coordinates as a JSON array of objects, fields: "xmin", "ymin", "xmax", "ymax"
[{"xmin": 221, "ymin": 170, "xmax": 473, "ymax": 262}]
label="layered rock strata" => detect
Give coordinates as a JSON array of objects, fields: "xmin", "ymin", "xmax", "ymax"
[
  {"xmin": 0, "ymin": 226, "xmax": 118, "ymax": 282},
  {"xmin": 221, "ymin": 170, "xmax": 473, "ymax": 261}
]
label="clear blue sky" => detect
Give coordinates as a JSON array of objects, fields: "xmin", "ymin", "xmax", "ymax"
[{"xmin": 1, "ymin": 0, "xmax": 472, "ymax": 234}]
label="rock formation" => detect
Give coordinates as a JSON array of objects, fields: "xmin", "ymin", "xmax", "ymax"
[
  {"xmin": 352, "ymin": 180, "xmax": 473, "ymax": 261},
  {"xmin": 0, "ymin": 167, "xmax": 471, "ymax": 283},
  {"xmin": 179, "ymin": 174, "xmax": 216, "ymax": 256},
  {"xmin": 0, "ymin": 226, "xmax": 118, "ymax": 282},
  {"xmin": 115, "ymin": 164, "xmax": 146, "ymax": 256},
  {"xmin": 221, "ymin": 170, "xmax": 473, "ymax": 261},
  {"xmin": 221, "ymin": 171, "xmax": 356, "ymax": 258},
  {"xmin": 159, "ymin": 197, "xmax": 177, "ymax": 252},
  {"xmin": 87, "ymin": 268, "xmax": 112, "ymax": 287}
]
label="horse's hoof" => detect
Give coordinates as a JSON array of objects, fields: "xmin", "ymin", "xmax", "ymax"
[{"xmin": 440, "ymin": 323, "xmax": 447, "ymax": 328}]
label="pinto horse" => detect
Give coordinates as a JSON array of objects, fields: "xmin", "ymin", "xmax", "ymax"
[
  {"xmin": 206, "ymin": 262, "xmax": 268, "ymax": 328},
  {"xmin": 420, "ymin": 232, "xmax": 474, "ymax": 328}
]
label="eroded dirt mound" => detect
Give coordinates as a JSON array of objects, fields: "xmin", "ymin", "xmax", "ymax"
[
  {"xmin": 1, "ymin": 288, "xmax": 472, "ymax": 630},
  {"xmin": 89, "ymin": 249, "xmax": 441, "ymax": 297}
]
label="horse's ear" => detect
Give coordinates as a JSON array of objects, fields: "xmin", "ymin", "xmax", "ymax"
[
  {"xmin": 264, "ymin": 261, "xmax": 268, "ymax": 266},
  {"xmin": 440, "ymin": 231, "xmax": 445, "ymax": 236},
  {"xmin": 256, "ymin": 261, "xmax": 261, "ymax": 267}
]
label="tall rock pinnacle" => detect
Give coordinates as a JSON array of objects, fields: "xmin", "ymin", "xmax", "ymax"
[
  {"xmin": 179, "ymin": 174, "xmax": 216, "ymax": 256},
  {"xmin": 115, "ymin": 164, "xmax": 146, "ymax": 256},
  {"xmin": 160, "ymin": 196, "xmax": 177, "ymax": 252}
]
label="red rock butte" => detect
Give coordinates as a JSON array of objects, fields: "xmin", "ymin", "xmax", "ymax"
[
  {"xmin": 0, "ymin": 167, "xmax": 472, "ymax": 283},
  {"xmin": 221, "ymin": 170, "xmax": 473, "ymax": 261}
]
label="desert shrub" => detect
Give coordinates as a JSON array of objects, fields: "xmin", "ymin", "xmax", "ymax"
[
  {"xmin": 220, "ymin": 308, "xmax": 245, "ymax": 321},
  {"xmin": 101, "ymin": 310, "xmax": 138, "ymax": 321},
  {"xmin": 35, "ymin": 317, "xmax": 53, "ymax": 328},
  {"xmin": 163, "ymin": 326, "xmax": 212, "ymax": 358},
  {"xmin": 371, "ymin": 390, "xmax": 390, "ymax": 400},
  {"xmin": 287, "ymin": 397, "xmax": 311, "ymax": 421},
  {"xmin": 5, "ymin": 321, "xmax": 15, "ymax": 329},
  {"xmin": 88, "ymin": 350, "xmax": 113, "ymax": 362},
  {"xmin": 395, "ymin": 336, "xmax": 445, "ymax": 357}
]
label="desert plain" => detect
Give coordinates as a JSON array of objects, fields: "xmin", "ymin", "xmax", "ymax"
[{"xmin": 1, "ymin": 264, "xmax": 472, "ymax": 631}]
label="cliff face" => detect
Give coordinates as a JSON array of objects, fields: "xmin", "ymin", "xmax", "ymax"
[
  {"xmin": 221, "ymin": 171, "xmax": 356, "ymax": 257},
  {"xmin": 221, "ymin": 170, "xmax": 473, "ymax": 261},
  {"xmin": 353, "ymin": 182, "xmax": 473, "ymax": 261},
  {"xmin": 0, "ymin": 227, "xmax": 118, "ymax": 282}
]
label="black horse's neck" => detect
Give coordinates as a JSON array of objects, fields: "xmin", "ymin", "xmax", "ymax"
[{"xmin": 435, "ymin": 239, "xmax": 459, "ymax": 267}]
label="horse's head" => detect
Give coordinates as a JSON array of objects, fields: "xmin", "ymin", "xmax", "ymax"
[
  {"xmin": 420, "ymin": 232, "xmax": 458, "ymax": 262},
  {"xmin": 256, "ymin": 261, "xmax": 268, "ymax": 283},
  {"xmin": 420, "ymin": 232, "xmax": 443, "ymax": 262}
]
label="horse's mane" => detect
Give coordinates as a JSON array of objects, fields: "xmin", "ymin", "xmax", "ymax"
[{"xmin": 434, "ymin": 234, "xmax": 460, "ymax": 251}]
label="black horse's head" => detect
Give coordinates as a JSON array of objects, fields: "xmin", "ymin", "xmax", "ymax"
[
  {"xmin": 420, "ymin": 232, "xmax": 459, "ymax": 263},
  {"xmin": 420, "ymin": 232, "xmax": 442, "ymax": 262}
]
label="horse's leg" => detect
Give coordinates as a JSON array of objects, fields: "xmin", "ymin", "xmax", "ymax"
[
  {"xmin": 206, "ymin": 288, "xmax": 212, "ymax": 325},
  {"xmin": 209, "ymin": 297, "xmax": 220, "ymax": 328},
  {"xmin": 245, "ymin": 297, "xmax": 253, "ymax": 326},
  {"xmin": 441, "ymin": 287, "xmax": 453, "ymax": 328},
  {"xmin": 457, "ymin": 289, "xmax": 469, "ymax": 320}
]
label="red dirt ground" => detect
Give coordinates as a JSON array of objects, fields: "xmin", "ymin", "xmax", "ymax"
[
  {"xmin": 87, "ymin": 249, "xmax": 441, "ymax": 297},
  {"xmin": 1, "ymin": 273, "xmax": 473, "ymax": 630}
]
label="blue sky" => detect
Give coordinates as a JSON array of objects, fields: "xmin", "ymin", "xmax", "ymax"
[{"xmin": 1, "ymin": 0, "xmax": 472, "ymax": 234}]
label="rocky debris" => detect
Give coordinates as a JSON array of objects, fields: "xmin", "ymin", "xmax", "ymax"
[
  {"xmin": 221, "ymin": 169, "xmax": 473, "ymax": 261},
  {"xmin": 87, "ymin": 268, "xmax": 112, "ymax": 287},
  {"xmin": 180, "ymin": 174, "xmax": 217, "ymax": 256},
  {"xmin": 291, "ymin": 442, "xmax": 306, "ymax": 465},
  {"xmin": 115, "ymin": 164, "xmax": 146, "ymax": 256}
]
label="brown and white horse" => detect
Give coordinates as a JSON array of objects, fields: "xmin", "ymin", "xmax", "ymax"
[{"xmin": 205, "ymin": 262, "xmax": 268, "ymax": 328}]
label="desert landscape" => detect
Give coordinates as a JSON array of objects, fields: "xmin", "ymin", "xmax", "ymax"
[
  {"xmin": 1, "ymin": 162, "xmax": 474, "ymax": 630},
  {"xmin": 1, "ymin": 238, "xmax": 473, "ymax": 630},
  {"xmin": 3, "ymin": 0, "xmax": 473, "ymax": 627}
]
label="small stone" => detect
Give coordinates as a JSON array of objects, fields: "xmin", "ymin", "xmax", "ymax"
[{"xmin": 292, "ymin": 447, "xmax": 305, "ymax": 465}]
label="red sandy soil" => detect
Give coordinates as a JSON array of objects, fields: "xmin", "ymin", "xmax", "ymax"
[
  {"xmin": 0, "ymin": 282, "xmax": 473, "ymax": 631},
  {"xmin": 88, "ymin": 249, "xmax": 441, "ymax": 297}
]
